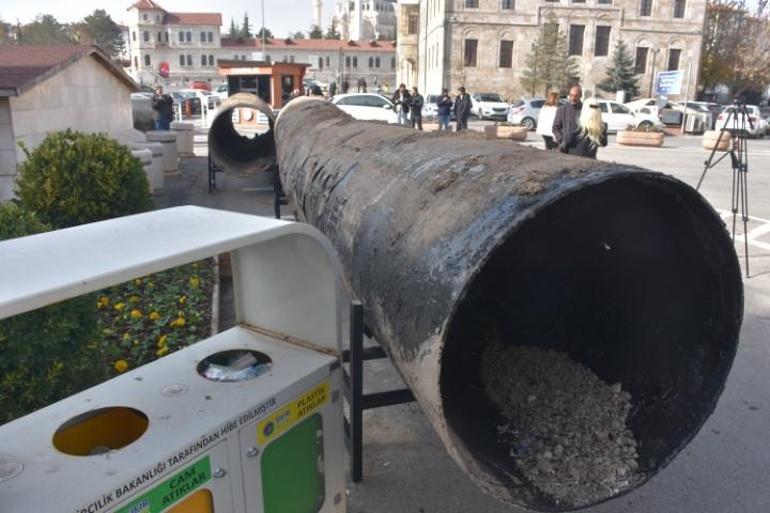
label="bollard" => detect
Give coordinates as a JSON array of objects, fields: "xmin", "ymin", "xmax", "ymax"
[
  {"xmin": 130, "ymin": 148, "xmax": 153, "ymax": 190},
  {"xmin": 127, "ymin": 142, "xmax": 164, "ymax": 193},
  {"xmin": 146, "ymin": 130, "xmax": 179, "ymax": 176},
  {"xmin": 171, "ymin": 121, "xmax": 195, "ymax": 157},
  {"xmin": 270, "ymin": 98, "xmax": 744, "ymax": 511}
]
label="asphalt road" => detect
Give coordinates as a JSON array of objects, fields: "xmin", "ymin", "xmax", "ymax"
[{"xmin": 179, "ymin": 127, "xmax": 770, "ymax": 513}]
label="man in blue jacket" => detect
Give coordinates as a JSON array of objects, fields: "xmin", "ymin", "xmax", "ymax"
[{"xmin": 436, "ymin": 88, "xmax": 453, "ymax": 130}]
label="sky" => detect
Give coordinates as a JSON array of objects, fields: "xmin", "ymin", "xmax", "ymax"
[{"xmin": 0, "ymin": 0, "xmax": 339, "ymax": 37}]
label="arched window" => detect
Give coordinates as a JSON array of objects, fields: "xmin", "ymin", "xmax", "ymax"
[
  {"xmin": 200, "ymin": 31, "xmax": 206, "ymax": 42},
  {"xmin": 319, "ymin": 57, "xmax": 324, "ymax": 69},
  {"xmin": 209, "ymin": 55, "xmax": 215, "ymax": 66},
  {"xmin": 144, "ymin": 54, "xmax": 151, "ymax": 66},
  {"xmin": 202, "ymin": 55, "xmax": 208, "ymax": 66},
  {"xmin": 179, "ymin": 31, "xmax": 184, "ymax": 42},
  {"xmin": 368, "ymin": 57, "xmax": 374, "ymax": 67},
  {"xmin": 325, "ymin": 56, "xmax": 330, "ymax": 67},
  {"xmin": 346, "ymin": 56, "xmax": 351, "ymax": 67},
  {"xmin": 186, "ymin": 54, "xmax": 192, "ymax": 66},
  {"xmin": 179, "ymin": 54, "xmax": 185, "ymax": 66},
  {"xmin": 143, "ymin": 31, "xmax": 149, "ymax": 42},
  {"xmin": 208, "ymin": 32, "xmax": 214, "ymax": 42},
  {"xmin": 375, "ymin": 57, "xmax": 380, "ymax": 67},
  {"xmin": 353, "ymin": 56, "xmax": 358, "ymax": 67},
  {"xmin": 186, "ymin": 31, "xmax": 192, "ymax": 42}
]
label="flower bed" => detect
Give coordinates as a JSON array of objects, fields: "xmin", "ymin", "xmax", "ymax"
[{"xmin": 97, "ymin": 259, "xmax": 216, "ymax": 375}]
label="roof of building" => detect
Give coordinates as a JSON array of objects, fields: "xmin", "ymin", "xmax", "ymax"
[
  {"xmin": 128, "ymin": 0, "xmax": 166, "ymax": 10},
  {"xmin": 0, "ymin": 45, "xmax": 138, "ymax": 97},
  {"xmin": 221, "ymin": 37, "xmax": 397, "ymax": 52},
  {"xmin": 163, "ymin": 12, "xmax": 222, "ymax": 26}
]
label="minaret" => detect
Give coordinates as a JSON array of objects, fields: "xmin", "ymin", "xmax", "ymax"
[{"xmin": 313, "ymin": 0, "xmax": 323, "ymax": 30}]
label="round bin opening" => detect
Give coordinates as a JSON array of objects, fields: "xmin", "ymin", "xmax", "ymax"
[
  {"xmin": 197, "ymin": 349, "xmax": 272, "ymax": 382},
  {"xmin": 440, "ymin": 175, "xmax": 742, "ymax": 510},
  {"xmin": 209, "ymin": 93, "xmax": 275, "ymax": 174},
  {"xmin": 53, "ymin": 407, "xmax": 149, "ymax": 456}
]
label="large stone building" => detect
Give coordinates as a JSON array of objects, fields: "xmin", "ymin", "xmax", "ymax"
[
  {"xmin": 223, "ymin": 38, "xmax": 398, "ymax": 89},
  {"xmin": 333, "ymin": 0, "xmax": 399, "ymax": 40},
  {"xmin": 125, "ymin": 0, "xmax": 223, "ymax": 86},
  {"xmin": 397, "ymin": 0, "xmax": 706, "ymax": 100}
]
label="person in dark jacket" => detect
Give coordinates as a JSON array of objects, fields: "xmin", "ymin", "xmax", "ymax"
[
  {"xmin": 454, "ymin": 87, "xmax": 472, "ymax": 131},
  {"xmin": 341, "ymin": 80, "xmax": 350, "ymax": 94},
  {"xmin": 392, "ymin": 84, "xmax": 411, "ymax": 125},
  {"xmin": 564, "ymin": 98, "xmax": 607, "ymax": 159},
  {"xmin": 151, "ymin": 86, "xmax": 174, "ymax": 130},
  {"xmin": 436, "ymin": 88, "xmax": 453, "ymax": 130},
  {"xmin": 410, "ymin": 87, "xmax": 424, "ymax": 130},
  {"xmin": 552, "ymin": 85, "xmax": 583, "ymax": 153}
]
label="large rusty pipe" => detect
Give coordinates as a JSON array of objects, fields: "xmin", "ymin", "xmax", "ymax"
[
  {"xmin": 272, "ymin": 99, "xmax": 742, "ymax": 510},
  {"xmin": 208, "ymin": 93, "xmax": 276, "ymax": 174}
]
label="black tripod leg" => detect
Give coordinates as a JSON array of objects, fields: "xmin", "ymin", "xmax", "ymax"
[{"xmin": 731, "ymin": 166, "xmax": 739, "ymax": 242}]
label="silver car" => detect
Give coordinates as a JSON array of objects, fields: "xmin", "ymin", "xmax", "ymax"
[{"xmin": 507, "ymin": 97, "xmax": 546, "ymax": 130}]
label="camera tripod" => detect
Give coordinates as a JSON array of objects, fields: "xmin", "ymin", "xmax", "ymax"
[{"xmin": 696, "ymin": 99, "xmax": 753, "ymax": 277}]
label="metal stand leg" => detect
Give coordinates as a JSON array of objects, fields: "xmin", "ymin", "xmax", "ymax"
[{"xmin": 342, "ymin": 300, "xmax": 415, "ymax": 483}]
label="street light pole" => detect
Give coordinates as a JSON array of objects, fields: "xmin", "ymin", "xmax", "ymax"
[
  {"xmin": 261, "ymin": 0, "xmax": 266, "ymax": 58},
  {"xmin": 648, "ymin": 48, "xmax": 659, "ymax": 97},
  {"xmin": 531, "ymin": 43, "xmax": 537, "ymax": 97}
]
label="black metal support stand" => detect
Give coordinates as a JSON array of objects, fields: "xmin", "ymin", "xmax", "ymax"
[
  {"xmin": 207, "ymin": 152, "xmax": 223, "ymax": 194},
  {"xmin": 342, "ymin": 301, "xmax": 416, "ymax": 482},
  {"xmin": 273, "ymin": 169, "xmax": 287, "ymax": 219}
]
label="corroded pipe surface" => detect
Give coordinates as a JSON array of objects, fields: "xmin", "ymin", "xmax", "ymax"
[
  {"xmin": 274, "ymin": 99, "xmax": 743, "ymax": 511},
  {"xmin": 208, "ymin": 93, "xmax": 275, "ymax": 174}
]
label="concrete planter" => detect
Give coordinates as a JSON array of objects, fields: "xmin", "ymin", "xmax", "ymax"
[
  {"xmin": 702, "ymin": 130, "xmax": 733, "ymax": 151},
  {"xmin": 617, "ymin": 130, "xmax": 665, "ymax": 147},
  {"xmin": 127, "ymin": 142, "xmax": 164, "ymax": 193},
  {"xmin": 146, "ymin": 131, "xmax": 179, "ymax": 176},
  {"xmin": 484, "ymin": 125, "xmax": 528, "ymax": 141},
  {"xmin": 170, "ymin": 121, "xmax": 195, "ymax": 157}
]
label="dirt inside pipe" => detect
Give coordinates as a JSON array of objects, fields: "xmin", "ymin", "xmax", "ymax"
[{"xmin": 480, "ymin": 341, "xmax": 642, "ymax": 508}]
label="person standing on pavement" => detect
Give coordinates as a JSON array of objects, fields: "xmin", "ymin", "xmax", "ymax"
[
  {"xmin": 329, "ymin": 81, "xmax": 337, "ymax": 97},
  {"xmin": 552, "ymin": 85, "xmax": 583, "ymax": 153},
  {"xmin": 151, "ymin": 85, "xmax": 174, "ymax": 130},
  {"xmin": 341, "ymin": 79, "xmax": 349, "ymax": 94},
  {"xmin": 454, "ymin": 87, "xmax": 472, "ymax": 132},
  {"xmin": 392, "ymin": 84, "xmax": 412, "ymax": 126},
  {"xmin": 536, "ymin": 92, "xmax": 560, "ymax": 150},
  {"xmin": 565, "ymin": 98, "xmax": 607, "ymax": 159},
  {"xmin": 436, "ymin": 89, "xmax": 453, "ymax": 131},
  {"xmin": 410, "ymin": 87, "xmax": 424, "ymax": 130}
]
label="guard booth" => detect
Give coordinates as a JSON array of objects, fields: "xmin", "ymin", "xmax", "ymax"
[
  {"xmin": 0, "ymin": 206, "xmax": 346, "ymax": 513},
  {"xmin": 218, "ymin": 60, "xmax": 309, "ymax": 109}
]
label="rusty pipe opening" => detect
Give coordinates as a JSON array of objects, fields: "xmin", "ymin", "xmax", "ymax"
[
  {"xmin": 440, "ymin": 175, "xmax": 742, "ymax": 510},
  {"xmin": 208, "ymin": 92, "xmax": 276, "ymax": 174}
]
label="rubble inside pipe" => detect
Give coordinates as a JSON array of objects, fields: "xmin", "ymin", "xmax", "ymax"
[{"xmin": 480, "ymin": 341, "xmax": 643, "ymax": 507}]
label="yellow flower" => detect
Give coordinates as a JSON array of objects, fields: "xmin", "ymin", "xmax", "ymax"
[
  {"xmin": 178, "ymin": 295, "xmax": 187, "ymax": 304},
  {"xmin": 114, "ymin": 302, "xmax": 126, "ymax": 312},
  {"xmin": 134, "ymin": 279, "xmax": 142, "ymax": 286},
  {"xmin": 129, "ymin": 295, "xmax": 141, "ymax": 304},
  {"xmin": 156, "ymin": 346, "xmax": 169, "ymax": 357},
  {"xmin": 123, "ymin": 333, "xmax": 131, "ymax": 341},
  {"xmin": 114, "ymin": 360, "xmax": 129, "ymax": 373},
  {"xmin": 149, "ymin": 311, "xmax": 161, "ymax": 321},
  {"xmin": 170, "ymin": 317, "xmax": 186, "ymax": 328},
  {"xmin": 157, "ymin": 334, "xmax": 168, "ymax": 347},
  {"xmin": 97, "ymin": 296, "xmax": 110, "ymax": 309},
  {"xmin": 133, "ymin": 339, "xmax": 140, "ymax": 346},
  {"xmin": 189, "ymin": 276, "xmax": 200, "ymax": 288},
  {"xmin": 130, "ymin": 309, "xmax": 143, "ymax": 319}
]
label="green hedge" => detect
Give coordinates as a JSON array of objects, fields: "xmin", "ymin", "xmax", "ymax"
[
  {"xmin": 0, "ymin": 203, "xmax": 108, "ymax": 424},
  {"xmin": 15, "ymin": 130, "xmax": 152, "ymax": 229}
]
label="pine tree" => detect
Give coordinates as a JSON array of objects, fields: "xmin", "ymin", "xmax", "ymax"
[
  {"xmin": 241, "ymin": 12, "xmax": 253, "ymax": 38},
  {"xmin": 325, "ymin": 19, "xmax": 340, "ymax": 39},
  {"xmin": 308, "ymin": 24, "xmax": 323, "ymax": 39},
  {"xmin": 228, "ymin": 19, "xmax": 239, "ymax": 38},
  {"xmin": 79, "ymin": 10, "xmax": 124, "ymax": 59},
  {"xmin": 598, "ymin": 39, "xmax": 640, "ymax": 97},
  {"xmin": 519, "ymin": 13, "xmax": 579, "ymax": 96}
]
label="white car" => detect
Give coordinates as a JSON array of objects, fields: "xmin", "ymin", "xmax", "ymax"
[
  {"xmin": 595, "ymin": 100, "xmax": 662, "ymax": 133},
  {"xmin": 214, "ymin": 83, "xmax": 229, "ymax": 101},
  {"xmin": 470, "ymin": 93, "xmax": 509, "ymax": 120},
  {"xmin": 179, "ymin": 89, "xmax": 221, "ymax": 110},
  {"xmin": 714, "ymin": 105, "xmax": 767, "ymax": 137},
  {"xmin": 331, "ymin": 93, "xmax": 399, "ymax": 124},
  {"xmin": 507, "ymin": 97, "xmax": 546, "ymax": 130}
]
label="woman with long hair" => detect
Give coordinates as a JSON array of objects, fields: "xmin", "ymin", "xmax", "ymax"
[
  {"xmin": 536, "ymin": 92, "xmax": 560, "ymax": 150},
  {"xmin": 565, "ymin": 98, "xmax": 608, "ymax": 159}
]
